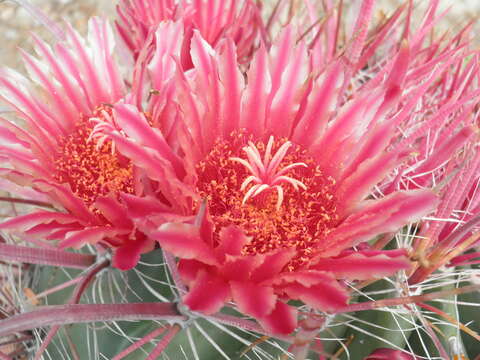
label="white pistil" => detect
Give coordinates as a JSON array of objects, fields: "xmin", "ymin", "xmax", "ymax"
[{"xmin": 230, "ymin": 136, "xmax": 308, "ymax": 210}]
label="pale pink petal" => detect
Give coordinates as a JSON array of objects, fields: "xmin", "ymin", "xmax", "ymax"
[
  {"xmin": 0, "ymin": 211, "xmax": 79, "ymax": 232},
  {"xmin": 337, "ymin": 151, "xmax": 401, "ymax": 210},
  {"xmin": 0, "ymin": 148, "xmax": 52, "ymax": 179},
  {"xmin": 60, "ymin": 226, "xmax": 119, "ymax": 249},
  {"xmin": 148, "ymin": 21, "xmax": 184, "ymax": 89},
  {"xmin": 189, "ymin": 31, "xmax": 222, "ymax": 147},
  {"xmin": 0, "ymin": 67, "xmax": 65, "ymax": 137},
  {"xmin": 292, "ymin": 62, "xmax": 343, "ymax": 147},
  {"xmin": 217, "ymin": 39, "xmax": 244, "ymax": 136},
  {"xmin": 30, "ymin": 36, "xmax": 90, "ymax": 115},
  {"xmin": 0, "ymin": 116, "xmax": 50, "ymax": 162},
  {"xmin": 113, "ymin": 103, "xmax": 185, "ymax": 177},
  {"xmin": 312, "ymin": 251, "xmax": 411, "ymax": 280},
  {"xmin": 0, "ymin": 177, "xmax": 50, "ymax": 203},
  {"xmin": 268, "ymin": 37, "xmax": 309, "ymax": 137},
  {"xmin": 183, "ymin": 270, "xmax": 230, "ymax": 314},
  {"xmin": 32, "ymin": 180, "xmax": 97, "ymax": 222},
  {"xmin": 94, "ymin": 195, "xmax": 133, "ymax": 229},
  {"xmin": 317, "ymin": 190, "xmax": 438, "ymax": 256},
  {"xmin": 107, "ymin": 131, "xmax": 196, "ymax": 210},
  {"xmin": 21, "ymin": 49, "xmax": 77, "ymax": 125},
  {"xmin": 240, "ymin": 44, "xmax": 270, "ymax": 137},
  {"xmin": 88, "ymin": 18, "xmax": 125, "ymax": 101},
  {"xmin": 312, "ymin": 94, "xmax": 380, "ymax": 172},
  {"xmin": 413, "ymin": 126, "xmax": 474, "ymax": 176},
  {"xmin": 230, "ymin": 281, "xmax": 277, "ymax": 318}
]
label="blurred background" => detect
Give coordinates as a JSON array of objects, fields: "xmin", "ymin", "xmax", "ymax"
[{"xmin": 0, "ymin": 0, "xmax": 479, "ymax": 69}]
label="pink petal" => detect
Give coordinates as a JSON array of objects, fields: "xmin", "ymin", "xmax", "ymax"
[
  {"xmin": 0, "ymin": 211, "xmax": 79, "ymax": 232},
  {"xmin": 0, "ymin": 174, "xmax": 50, "ymax": 203},
  {"xmin": 113, "ymin": 103, "xmax": 185, "ymax": 177},
  {"xmin": 250, "ymin": 248, "xmax": 296, "ymax": 283},
  {"xmin": 282, "ymin": 282, "xmax": 348, "ymax": 312},
  {"xmin": 108, "ymin": 131, "xmax": 195, "ymax": 210},
  {"xmin": 0, "ymin": 68, "xmax": 65, "ymax": 138},
  {"xmin": 312, "ymin": 251, "xmax": 411, "ymax": 280},
  {"xmin": 230, "ymin": 281, "xmax": 277, "ymax": 318},
  {"xmin": 414, "ymin": 126, "xmax": 474, "ymax": 176},
  {"xmin": 120, "ymin": 193, "xmax": 172, "ymax": 218},
  {"xmin": 60, "ymin": 227, "xmax": 119, "ymax": 249},
  {"xmin": 292, "ymin": 62, "xmax": 343, "ymax": 148},
  {"xmin": 21, "ymin": 49, "xmax": 77, "ymax": 124},
  {"xmin": 148, "ymin": 21, "xmax": 184, "ymax": 89},
  {"xmin": 183, "ymin": 270, "xmax": 230, "ymax": 314},
  {"xmin": 33, "ymin": 180, "xmax": 96, "ymax": 222},
  {"xmin": 216, "ymin": 225, "xmax": 250, "ymax": 257},
  {"xmin": 88, "ymin": 18, "xmax": 125, "ymax": 101},
  {"xmin": 317, "ymin": 190, "xmax": 438, "ymax": 256},
  {"xmin": 240, "ymin": 44, "xmax": 270, "ymax": 137},
  {"xmin": 257, "ymin": 301, "xmax": 297, "ymax": 335},
  {"xmin": 29, "ymin": 37, "xmax": 90, "ymax": 115},
  {"xmin": 268, "ymin": 36, "xmax": 309, "ymax": 137},
  {"xmin": 337, "ymin": 151, "xmax": 404, "ymax": 209},
  {"xmin": 220, "ymin": 255, "xmax": 261, "ymax": 282},
  {"xmin": 94, "ymin": 195, "xmax": 133, "ymax": 229},
  {"xmin": 150, "ymin": 222, "xmax": 218, "ymax": 266},
  {"xmin": 365, "ymin": 348, "xmax": 416, "ymax": 360},
  {"xmin": 277, "ymin": 271, "xmax": 349, "ymax": 312},
  {"xmin": 112, "ymin": 235, "xmax": 153, "ymax": 270},
  {"xmin": 178, "ymin": 259, "xmax": 208, "ymax": 286},
  {"xmin": 217, "ymin": 39, "xmax": 243, "ymax": 136}
]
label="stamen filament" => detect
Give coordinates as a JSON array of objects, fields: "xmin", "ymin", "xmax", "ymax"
[{"xmin": 230, "ymin": 136, "xmax": 308, "ymax": 209}]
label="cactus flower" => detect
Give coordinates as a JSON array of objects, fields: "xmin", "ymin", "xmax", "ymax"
[{"xmin": 0, "ymin": 18, "xmax": 154, "ymax": 270}]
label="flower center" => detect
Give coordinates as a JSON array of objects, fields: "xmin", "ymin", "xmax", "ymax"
[
  {"xmin": 196, "ymin": 131, "xmax": 340, "ymax": 271},
  {"xmin": 53, "ymin": 106, "xmax": 134, "ymax": 206}
]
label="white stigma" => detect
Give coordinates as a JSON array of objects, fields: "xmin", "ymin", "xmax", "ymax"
[{"xmin": 230, "ymin": 136, "xmax": 307, "ymax": 210}]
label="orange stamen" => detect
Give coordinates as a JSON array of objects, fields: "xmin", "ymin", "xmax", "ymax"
[
  {"xmin": 196, "ymin": 131, "xmax": 340, "ymax": 271},
  {"xmin": 54, "ymin": 106, "xmax": 134, "ymax": 206}
]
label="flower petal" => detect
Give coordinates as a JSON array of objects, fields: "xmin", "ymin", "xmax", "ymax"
[
  {"xmin": 365, "ymin": 348, "xmax": 416, "ymax": 360},
  {"xmin": 278, "ymin": 271, "xmax": 349, "ymax": 312},
  {"xmin": 151, "ymin": 222, "xmax": 218, "ymax": 266},
  {"xmin": 112, "ymin": 233, "xmax": 154, "ymax": 271},
  {"xmin": 216, "ymin": 225, "xmax": 250, "ymax": 257},
  {"xmin": 230, "ymin": 281, "xmax": 277, "ymax": 318},
  {"xmin": 220, "ymin": 255, "xmax": 261, "ymax": 282},
  {"xmin": 183, "ymin": 270, "xmax": 230, "ymax": 314},
  {"xmin": 178, "ymin": 259, "xmax": 208, "ymax": 286},
  {"xmin": 257, "ymin": 301, "xmax": 297, "ymax": 335},
  {"xmin": 312, "ymin": 251, "xmax": 411, "ymax": 280},
  {"xmin": 250, "ymin": 248, "xmax": 296, "ymax": 283},
  {"xmin": 317, "ymin": 190, "xmax": 438, "ymax": 256},
  {"xmin": 0, "ymin": 211, "xmax": 79, "ymax": 232},
  {"xmin": 59, "ymin": 226, "xmax": 119, "ymax": 249}
]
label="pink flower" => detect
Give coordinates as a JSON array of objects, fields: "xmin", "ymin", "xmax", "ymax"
[
  {"xmin": 95, "ymin": 23, "xmax": 442, "ymax": 334},
  {"xmin": 0, "ymin": 18, "xmax": 153, "ymax": 270},
  {"xmin": 116, "ymin": 0, "xmax": 262, "ymax": 66},
  {"xmin": 365, "ymin": 348, "xmax": 416, "ymax": 360}
]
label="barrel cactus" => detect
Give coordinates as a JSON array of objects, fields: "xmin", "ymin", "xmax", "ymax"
[{"xmin": 0, "ymin": 0, "xmax": 479, "ymax": 359}]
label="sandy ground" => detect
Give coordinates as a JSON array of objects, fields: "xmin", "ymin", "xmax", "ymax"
[{"xmin": 0, "ymin": 0, "xmax": 115, "ymax": 69}]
